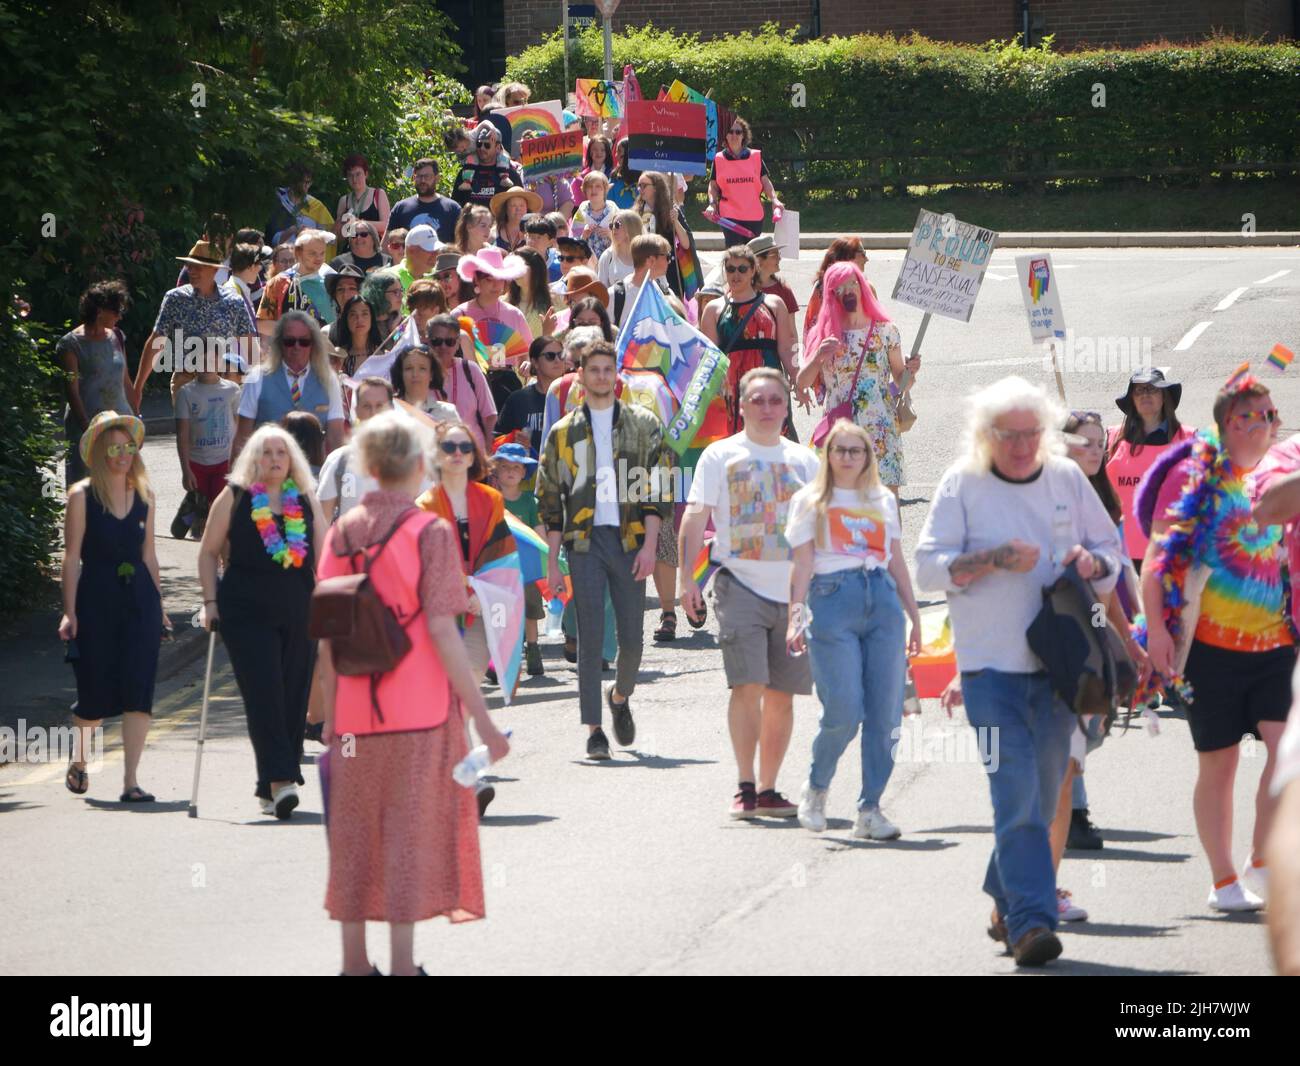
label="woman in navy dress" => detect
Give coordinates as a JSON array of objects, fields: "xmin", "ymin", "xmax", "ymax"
[{"xmin": 60, "ymin": 413, "xmax": 167, "ymax": 801}]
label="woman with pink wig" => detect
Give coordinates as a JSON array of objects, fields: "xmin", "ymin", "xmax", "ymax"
[{"xmin": 797, "ymin": 261, "xmax": 919, "ymax": 490}]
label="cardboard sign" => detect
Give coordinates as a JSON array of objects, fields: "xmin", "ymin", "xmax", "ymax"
[
  {"xmin": 575, "ymin": 79, "xmax": 623, "ymax": 118},
  {"xmin": 498, "ymin": 100, "xmax": 565, "ymax": 146},
  {"xmin": 660, "ymin": 80, "xmax": 730, "ymax": 162},
  {"xmin": 626, "ymin": 99, "xmax": 708, "ymax": 176},
  {"xmin": 1015, "ymin": 253, "xmax": 1066, "ymax": 342},
  {"xmin": 891, "ymin": 210, "xmax": 998, "ymax": 323},
  {"xmin": 520, "ymin": 130, "xmax": 584, "ymax": 180}
]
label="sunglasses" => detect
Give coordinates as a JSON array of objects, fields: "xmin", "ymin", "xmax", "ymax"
[
  {"xmin": 105, "ymin": 441, "xmax": 139, "ymax": 458},
  {"xmin": 725, "ymin": 264, "xmax": 752, "ymax": 274},
  {"xmin": 428, "ymin": 336, "xmax": 460, "ymax": 348},
  {"xmin": 830, "ymin": 445, "xmax": 868, "ymax": 459},
  {"xmin": 1234, "ymin": 408, "xmax": 1279, "ymax": 426},
  {"xmin": 282, "ymin": 336, "xmax": 312, "ymax": 348},
  {"xmin": 610, "ymin": 221, "xmax": 623, "ymax": 230},
  {"xmin": 539, "ymin": 349, "xmax": 564, "ymax": 361},
  {"xmin": 436, "ymin": 270, "xmax": 458, "ymax": 281},
  {"xmin": 1131, "ymin": 385, "xmax": 1163, "ymax": 397},
  {"xmin": 439, "ymin": 440, "xmax": 475, "ymax": 455},
  {"xmin": 560, "ymin": 254, "xmax": 585, "ymax": 263}
]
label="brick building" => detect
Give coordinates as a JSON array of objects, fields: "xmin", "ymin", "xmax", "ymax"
[{"xmin": 499, "ymin": 0, "xmax": 1296, "ymax": 69}]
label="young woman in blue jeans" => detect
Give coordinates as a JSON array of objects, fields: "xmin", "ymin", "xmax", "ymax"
[{"xmin": 786, "ymin": 420, "xmax": 923, "ymax": 839}]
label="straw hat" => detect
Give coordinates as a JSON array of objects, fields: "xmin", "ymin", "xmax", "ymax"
[
  {"xmin": 175, "ymin": 240, "xmax": 224, "ymax": 268},
  {"xmin": 489, "ymin": 186, "xmax": 543, "ymax": 218},
  {"xmin": 79, "ymin": 411, "xmax": 145, "ymax": 465}
]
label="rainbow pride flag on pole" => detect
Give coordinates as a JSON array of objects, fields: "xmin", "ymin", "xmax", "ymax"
[{"xmin": 1266, "ymin": 343, "xmax": 1294, "ymax": 372}]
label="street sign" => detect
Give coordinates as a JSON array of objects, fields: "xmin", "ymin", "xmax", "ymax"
[
  {"xmin": 569, "ymin": 3, "xmax": 597, "ymax": 28},
  {"xmin": 595, "ymin": 0, "xmax": 621, "ymax": 15}
]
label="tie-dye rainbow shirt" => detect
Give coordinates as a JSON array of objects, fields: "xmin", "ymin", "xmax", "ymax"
[{"xmin": 1155, "ymin": 456, "xmax": 1294, "ymax": 651}]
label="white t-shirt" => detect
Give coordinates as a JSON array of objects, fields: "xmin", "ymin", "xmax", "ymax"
[
  {"xmin": 590, "ymin": 404, "xmax": 619, "ymax": 527},
  {"xmin": 317, "ymin": 445, "xmax": 380, "ymax": 519},
  {"xmin": 597, "ymin": 247, "xmax": 634, "ymax": 289},
  {"xmin": 175, "ymin": 378, "xmax": 241, "ymax": 465},
  {"xmin": 687, "ymin": 432, "xmax": 819, "ymax": 602},
  {"xmin": 785, "ymin": 484, "xmax": 900, "ymax": 575},
  {"xmin": 237, "ymin": 363, "xmax": 345, "ymax": 422}
]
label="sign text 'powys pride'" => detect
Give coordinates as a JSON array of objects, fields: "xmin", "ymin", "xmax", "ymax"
[
  {"xmin": 626, "ymin": 99, "xmax": 708, "ymax": 176},
  {"xmin": 891, "ymin": 210, "xmax": 999, "ymax": 323},
  {"xmin": 520, "ymin": 130, "xmax": 585, "ymax": 181}
]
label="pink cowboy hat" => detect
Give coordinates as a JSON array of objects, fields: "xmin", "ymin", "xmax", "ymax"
[{"xmin": 457, "ymin": 246, "xmax": 528, "ymax": 284}]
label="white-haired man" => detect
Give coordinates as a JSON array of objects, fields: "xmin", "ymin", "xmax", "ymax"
[
  {"xmin": 256, "ymin": 228, "xmax": 335, "ymax": 337},
  {"xmin": 915, "ymin": 375, "xmax": 1123, "ymax": 968}
]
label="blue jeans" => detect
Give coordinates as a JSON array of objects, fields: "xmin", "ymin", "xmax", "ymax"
[
  {"xmin": 806, "ymin": 568, "xmax": 907, "ymax": 809},
  {"xmin": 961, "ymin": 669, "xmax": 1074, "ymax": 942}
]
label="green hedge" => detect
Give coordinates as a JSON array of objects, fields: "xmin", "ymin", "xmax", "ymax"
[{"xmin": 507, "ymin": 26, "xmax": 1300, "ymax": 198}]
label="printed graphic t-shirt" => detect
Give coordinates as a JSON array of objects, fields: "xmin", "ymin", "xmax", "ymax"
[
  {"xmin": 175, "ymin": 378, "xmax": 241, "ymax": 466},
  {"xmin": 1154, "ymin": 455, "xmax": 1293, "ymax": 652},
  {"xmin": 687, "ymin": 432, "xmax": 819, "ymax": 602},
  {"xmin": 785, "ymin": 483, "xmax": 900, "ymax": 575}
]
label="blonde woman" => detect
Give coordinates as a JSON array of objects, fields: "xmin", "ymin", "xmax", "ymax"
[
  {"xmin": 199, "ymin": 424, "xmax": 326, "ymax": 818},
  {"xmin": 785, "ymin": 419, "xmax": 922, "ymax": 839},
  {"xmin": 60, "ymin": 412, "xmax": 166, "ymax": 801},
  {"xmin": 596, "ymin": 209, "xmax": 643, "ymax": 289}
]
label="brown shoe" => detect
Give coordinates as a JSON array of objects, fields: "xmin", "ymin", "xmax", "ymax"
[
  {"xmin": 987, "ymin": 909, "xmax": 1009, "ymax": 952},
  {"xmin": 1011, "ymin": 926, "xmax": 1062, "ymax": 967}
]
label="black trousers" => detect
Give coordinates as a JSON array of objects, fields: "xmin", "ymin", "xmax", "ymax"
[{"xmin": 220, "ymin": 587, "xmax": 315, "ymax": 800}]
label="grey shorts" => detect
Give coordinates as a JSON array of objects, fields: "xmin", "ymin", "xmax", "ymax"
[{"xmin": 713, "ymin": 569, "xmax": 812, "ymax": 694}]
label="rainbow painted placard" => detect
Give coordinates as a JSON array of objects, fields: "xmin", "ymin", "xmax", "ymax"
[
  {"xmin": 520, "ymin": 130, "xmax": 584, "ymax": 181},
  {"xmin": 1266, "ymin": 343, "xmax": 1295, "ymax": 372},
  {"xmin": 626, "ymin": 99, "xmax": 708, "ymax": 176},
  {"xmin": 575, "ymin": 79, "xmax": 623, "ymax": 118},
  {"xmin": 1014, "ymin": 251, "xmax": 1064, "ymax": 341},
  {"xmin": 498, "ymin": 100, "xmax": 564, "ymax": 144}
]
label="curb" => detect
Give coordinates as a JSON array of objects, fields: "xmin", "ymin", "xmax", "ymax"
[{"xmin": 692, "ymin": 231, "xmax": 1300, "ymax": 251}]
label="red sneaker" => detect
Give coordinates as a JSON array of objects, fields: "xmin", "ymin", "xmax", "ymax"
[
  {"xmin": 730, "ymin": 781, "xmax": 757, "ymax": 820},
  {"xmin": 756, "ymin": 789, "xmax": 798, "ymax": 817}
]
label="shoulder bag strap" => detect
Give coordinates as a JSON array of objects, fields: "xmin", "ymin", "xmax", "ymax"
[{"xmin": 719, "ymin": 296, "xmax": 767, "ymax": 355}]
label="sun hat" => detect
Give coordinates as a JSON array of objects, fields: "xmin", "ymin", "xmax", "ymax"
[
  {"xmin": 175, "ymin": 240, "xmax": 224, "ymax": 268},
  {"xmin": 1115, "ymin": 366, "xmax": 1182, "ymax": 417},
  {"xmin": 556, "ymin": 235, "xmax": 592, "ymax": 259},
  {"xmin": 489, "ymin": 186, "xmax": 543, "ymax": 218},
  {"xmin": 747, "ymin": 234, "xmax": 784, "ymax": 256},
  {"xmin": 405, "ymin": 224, "xmax": 442, "ymax": 253},
  {"xmin": 324, "ymin": 262, "xmax": 364, "ymax": 299},
  {"xmin": 490, "ymin": 441, "xmax": 538, "ymax": 471},
  {"xmin": 562, "ymin": 268, "xmax": 609, "ymax": 307},
  {"xmin": 457, "ymin": 246, "xmax": 529, "ymax": 284},
  {"xmin": 434, "ymin": 250, "xmax": 462, "ymax": 275},
  {"xmin": 80, "ymin": 410, "xmax": 145, "ymax": 465}
]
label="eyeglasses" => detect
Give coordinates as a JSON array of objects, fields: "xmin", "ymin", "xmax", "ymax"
[
  {"xmin": 725, "ymin": 264, "xmax": 752, "ymax": 274},
  {"xmin": 539, "ymin": 349, "xmax": 564, "ymax": 361},
  {"xmin": 1234, "ymin": 408, "xmax": 1279, "ymax": 426},
  {"xmin": 439, "ymin": 440, "xmax": 475, "ymax": 455},
  {"xmin": 428, "ymin": 336, "xmax": 459, "ymax": 348},
  {"xmin": 1131, "ymin": 385, "xmax": 1162, "ymax": 397},
  {"xmin": 743, "ymin": 394, "xmax": 786, "ymax": 407},
  {"xmin": 560, "ymin": 254, "xmax": 585, "ymax": 263},
  {"xmin": 105, "ymin": 441, "xmax": 139, "ymax": 458},
  {"xmin": 830, "ymin": 445, "xmax": 868, "ymax": 459},
  {"xmin": 282, "ymin": 336, "xmax": 312, "ymax": 348},
  {"xmin": 610, "ymin": 221, "xmax": 623, "ymax": 230},
  {"xmin": 990, "ymin": 427, "xmax": 1043, "ymax": 444}
]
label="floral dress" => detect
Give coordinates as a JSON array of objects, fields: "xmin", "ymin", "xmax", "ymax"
[{"xmin": 820, "ymin": 322, "xmax": 903, "ymax": 487}]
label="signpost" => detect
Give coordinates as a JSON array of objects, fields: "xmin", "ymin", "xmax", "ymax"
[
  {"xmin": 595, "ymin": 0, "xmax": 620, "ymax": 81},
  {"xmin": 564, "ymin": 4, "xmax": 599, "ymax": 106}
]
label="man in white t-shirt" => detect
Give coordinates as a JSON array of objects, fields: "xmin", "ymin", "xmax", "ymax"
[
  {"xmin": 679, "ymin": 367, "xmax": 819, "ymax": 820},
  {"xmin": 610, "ymin": 234, "xmax": 685, "ymax": 330}
]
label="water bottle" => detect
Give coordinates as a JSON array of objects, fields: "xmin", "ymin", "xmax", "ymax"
[
  {"xmin": 546, "ymin": 598, "xmax": 564, "ymax": 637},
  {"xmin": 452, "ymin": 729, "xmax": 513, "ymax": 788},
  {"xmin": 772, "ymin": 204, "xmax": 784, "ymax": 223},
  {"xmin": 902, "ymin": 671, "xmax": 921, "ymax": 717}
]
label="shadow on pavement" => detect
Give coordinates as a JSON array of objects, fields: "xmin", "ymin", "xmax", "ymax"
[
  {"xmin": 0, "ymin": 791, "xmax": 42, "ymax": 814},
  {"xmin": 572, "ymin": 753, "xmax": 719, "ymax": 770},
  {"xmin": 1018, "ymin": 959, "xmax": 1198, "ymax": 976},
  {"xmin": 1089, "ymin": 848, "xmax": 1191, "ymax": 864},
  {"xmin": 822, "ymin": 836, "xmax": 960, "ymax": 852},
  {"xmin": 1084, "ymin": 828, "xmax": 1179, "ymax": 843},
  {"xmin": 1060, "ymin": 921, "xmax": 1177, "ymax": 939},
  {"xmin": 84, "ymin": 798, "xmax": 190, "ymax": 814},
  {"xmin": 480, "ymin": 814, "xmax": 559, "ymax": 827},
  {"xmin": 1180, "ymin": 912, "xmax": 1265, "ymax": 926},
  {"xmin": 916, "ymin": 823, "xmax": 992, "ymax": 835}
]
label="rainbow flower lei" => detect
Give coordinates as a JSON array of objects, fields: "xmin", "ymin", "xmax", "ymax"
[{"xmin": 250, "ymin": 479, "xmax": 308, "ymax": 569}]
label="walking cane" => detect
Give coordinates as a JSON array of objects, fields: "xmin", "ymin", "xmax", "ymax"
[{"xmin": 188, "ymin": 620, "xmax": 219, "ymax": 819}]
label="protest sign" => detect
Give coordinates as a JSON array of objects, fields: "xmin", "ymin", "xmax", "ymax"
[
  {"xmin": 520, "ymin": 130, "xmax": 584, "ymax": 180},
  {"xmin": 660, "ymin": 80, "xmax": 730, "ymax": 161},
  {"xmin": 1014, "ymin": 253, "xmax": 1066, "ymax": 342},
  {"xmin": 626, "ymin": 99, "xmax": 707, "ymax": 176},
  {"xmin": 499, "ymin": 100, "xmax": 564, "ymax": 144},
  {"xmin": 575, "ymin": 79, "xmax": 623, "ymax": 118},
  {"xmin": 890, "ymin": 210, "xmax": 998, "ymax": 323}
]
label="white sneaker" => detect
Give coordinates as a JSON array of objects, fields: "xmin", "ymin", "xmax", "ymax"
[
  {"xmin": 271, "ymin": 783, "xmax": 300, "ymax": 820},
  {"xmin": 259, "ymin": 797, "xmax": 275, "ymax": 817},
  {"xmin": 1240, "ymin": 860, "xmax": 1269, "ymax": 903},
  {"xmin": 1208, "ymin": 878, "xmax": 1264, "ymax": 912},
  {"xmin": 853, "ymin": 805, "xmax": 901, "ymax": 841},
  {"xmin": 798, "ymin": 782, "xmax": 828, "ymax": 833},
  {"xmin": 1057, "ymin": 888, "xmax": 1088, "ymax": 922}
]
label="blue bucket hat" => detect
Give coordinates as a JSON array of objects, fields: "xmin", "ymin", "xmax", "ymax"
[{"xmin": 490, "ymin": 441, "xmax": 538, "ymax": 471}]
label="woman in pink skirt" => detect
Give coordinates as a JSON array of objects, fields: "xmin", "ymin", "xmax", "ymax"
[{"xmin": 316, "ymin": 410, "xmax": 510, "ymax": 976}]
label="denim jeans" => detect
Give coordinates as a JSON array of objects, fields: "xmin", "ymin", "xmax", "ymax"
[
  {"xmin": 806, "ymin": 567, "xmax": 907, "ymax": 809},
  {"xmin": 961, "ymin": 669, "xmax": 1074, "ymax": 942}
]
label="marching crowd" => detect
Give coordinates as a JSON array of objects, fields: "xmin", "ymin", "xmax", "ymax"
[{"xmin": 51, "ymin": 79, "xmax": 1300, "ymax": 976}]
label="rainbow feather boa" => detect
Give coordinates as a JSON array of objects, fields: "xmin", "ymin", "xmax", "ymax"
[{"xmin": 250, "ymin": 479, "xmax": 309, "ymax": 569}]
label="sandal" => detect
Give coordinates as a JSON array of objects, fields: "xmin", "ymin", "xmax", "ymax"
[
  {"xmin": 119, "ymin": 786, "xmax": 155, "ymax": 803},
  {"xmin": 653, "ymin": 611, "xmax": 677, "ymax": 642},
  {"xmin": 65, "ymin": 761, "xmax": 88, "ymax": 795},
  {"xmin": 686, "ymin": 600, "xmax": 708, "ymax": 629}
]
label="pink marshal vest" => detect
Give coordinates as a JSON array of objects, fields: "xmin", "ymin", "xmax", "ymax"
[
  {"xmin": 713, "ymin": 149, "xmax": 764, "ymax": 219},
  {"xmin": 1106, "ymin": 424, "xmax": 1195, "ymax": 561}
]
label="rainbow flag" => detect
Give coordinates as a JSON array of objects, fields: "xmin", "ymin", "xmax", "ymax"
[
  {"xmin": 457, "ymin": 317, "xmax": 492, "ymax": 373},
  {"xmin": 616, "ymin": 278, "xmax": 720, "ymax": 402},
  {"xmin": 1266, "ymin": 343, "xmax": 1294, "ymax": 372},
  {"xmin": 691, "ymin": 537, "xmax": 719, "ymax": 592},
  {"xmin": 676, "ymin": 234, "xmax": 703, "ymax": 301},
  {"xmin": 468, "ymin": 551, "xmax": 525, "ymax": 704}
]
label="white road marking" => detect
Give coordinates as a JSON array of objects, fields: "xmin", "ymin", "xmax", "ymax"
[
  {"xmin": 1213, "ymin": 287, "xmax": 1249, "ymax": 311},
  {"xmin": 955, "ymin": 356, "xmax": 1045, "ymax": 368},
  {"xmin": 983, "ymin": 272, "xmax": 1015, "ymax": 281},
  {"xmin": 1254, "ymin": 269, "xmax": 1292, "ymax": 284},
  {"xmin": 1174, "ymin": 320, "xmax": 1214, "ymax": 350}
]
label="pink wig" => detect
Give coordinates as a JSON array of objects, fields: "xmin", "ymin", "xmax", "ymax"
[{"xmin": 802, "ymin": 261, "xmax": 890, "ymax": 368}]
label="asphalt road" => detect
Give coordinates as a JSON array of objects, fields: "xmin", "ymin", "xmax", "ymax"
[{"xmin": 3, "ymin": 244, "xmax": 1298, "ymax": 976}]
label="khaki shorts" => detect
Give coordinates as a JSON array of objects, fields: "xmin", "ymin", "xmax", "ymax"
[
  {"xmin": 713, "ymin": 569, "xmax": 812, "ymax": 694},
  {"xmin": 524, "ymin": 583, "xmax": 545, "ymax": 621}
]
